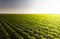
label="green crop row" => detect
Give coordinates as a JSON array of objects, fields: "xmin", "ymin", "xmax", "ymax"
[
  {"xmin": 0, "ymin": 14, "xmax": 60, "ymax": 39},
  {"xmin": 0, "ymin": 19, "xmax": 24, "ymax": 39}
]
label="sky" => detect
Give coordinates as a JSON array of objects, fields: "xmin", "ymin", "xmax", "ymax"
[{"xmin": 0, "ymin": 0, "xmax": 60, "ymax": 14}]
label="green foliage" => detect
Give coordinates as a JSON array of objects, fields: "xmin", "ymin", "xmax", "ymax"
[{"xmin": 0, "ymin": 14, "xmax": 60, "ymax": 39}]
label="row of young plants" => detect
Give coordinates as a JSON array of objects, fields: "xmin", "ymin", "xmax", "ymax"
[
  {"xmin": 0, "ymin": 19, "xmax": 24, "ymax": 39},
  {"xmin": 24, "ymin": 21, "xmax": 60, "ymax": 38},
  {"xmin": 0, "ymin": 15, "xmax": 60, "ymax": 39},
  {"xmin": 1, "ymin": 17, "xmax": 59, "ymax": 37},
  {"xmin": 1, "ymin": 18, "xmax": 36, "ymax": 39},
  {"xmin": 2, "ymin": 18, "xmax": 57, "ymax": 39},
  {"xmin": 0, "ymin": 22, "xmax": 10, "ymax": 39},
  {"xmin": 11, "ymin": 16, "xmax": 60, "ymax": 39},
  {"xmin": 1, "ymin": 16, "xmax": 48, "ymax": 39}
]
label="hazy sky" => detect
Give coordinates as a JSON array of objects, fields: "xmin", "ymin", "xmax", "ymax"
[{"xmin": 0, "ymin": 0, "xmax": 60, "ymax": 14}]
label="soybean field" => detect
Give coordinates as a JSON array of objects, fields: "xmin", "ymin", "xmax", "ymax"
[{"xmin": 0, "ymin": 14, "xmax": 60, "ymax": 39}]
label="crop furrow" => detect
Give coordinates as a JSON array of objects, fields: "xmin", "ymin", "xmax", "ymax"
[
  {"xmin": 0, "ymin": 22, "xmax": 10, "ymax": 39},
  {"xmin": 0, "ymin": 19, "xmax": 24, "ymax": 39},
  {"xmin": 1, "ymin": 18, "xmax": 36, "ymax": 39}
]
